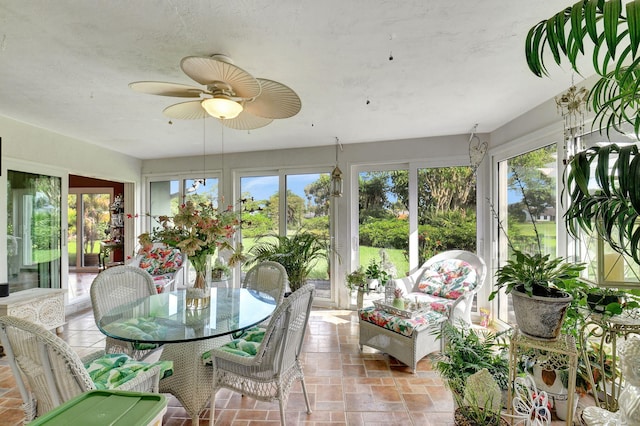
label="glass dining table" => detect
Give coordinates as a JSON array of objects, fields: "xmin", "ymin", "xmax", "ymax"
[{"xmin": 97, "ymin": 287, "xmax": 277, "ymax": 426}]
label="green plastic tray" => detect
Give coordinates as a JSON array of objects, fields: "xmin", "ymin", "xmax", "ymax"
[{"xmin": 29, "ymin": 390, "xmax": 167, "ymax": 426}]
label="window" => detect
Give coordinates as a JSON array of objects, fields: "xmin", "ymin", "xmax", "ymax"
[
  {"xmin": 355, "ymin": 165, "xmax": 477, "ymax": 307},
  {"xmin": 495, "ymin": 144, "xmax": 558, "ymax": 324},
  {"xmin": 148, "ymin": 177, "xmax": 219, "ymax": 227},
  {"xmin": 572, "ymin": 130, "xmax": 640, "ymax": 287},
  {"xmin": 358, "ymin": 169, "xmax": 409, "ymax": 278},
  {"xmin": 239, "ymin": 171, "xmax": 333, "ymax": 300},
  {"xmin": 68, "ymin": 190, "xmax": 112, "ymax": 270}
]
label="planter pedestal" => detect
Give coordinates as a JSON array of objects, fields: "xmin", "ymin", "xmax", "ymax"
[{"xmin": 508, "ymin": 328, "xmax": 578, "ymax": 426}]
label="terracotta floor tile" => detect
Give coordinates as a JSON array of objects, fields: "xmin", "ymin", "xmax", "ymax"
[{"xmin": 0, "ymin": 307, "xmax": 580, "ymax": 425}]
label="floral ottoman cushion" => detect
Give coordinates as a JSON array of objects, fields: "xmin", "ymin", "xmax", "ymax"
[{"xmin": 358, "ymin": 306, "xmax": 445, "ymax": 337}]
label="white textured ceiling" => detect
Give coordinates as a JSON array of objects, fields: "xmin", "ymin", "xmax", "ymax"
[{"xmin": 0, "ymin": 1, "xmax": 581, "ymax": 159}]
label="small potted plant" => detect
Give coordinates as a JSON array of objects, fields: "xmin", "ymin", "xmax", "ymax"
[
  {"xmin": 392, "ymin": 287, "xmax": 405, "ymax": 310},
  {"xmin": 346, "ymin": 267, "xmax": 368, "ymax": 309},
  {"xmin": 364, "ymin": 258, "xmax": 391, "ymax": 292},
  {"xmin": 453, "ymin": 370, "xmax": 508, "ymax": 426},
  {"xmin": 432, "ymin": 322, "xmax": 510, "ymax": 425},
  {"xmin": 211, "ymin": 258, "xmax": 231, "ymax": 281}
]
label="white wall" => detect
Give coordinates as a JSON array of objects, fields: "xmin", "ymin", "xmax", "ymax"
[{"xmin": 0, "ymin": 115, "xmax": 142, "ymax": 291}]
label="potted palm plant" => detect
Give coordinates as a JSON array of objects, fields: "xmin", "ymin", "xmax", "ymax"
[{"xmin": 247, "ymin": 230, "xmax": 327, "ymax": 292}]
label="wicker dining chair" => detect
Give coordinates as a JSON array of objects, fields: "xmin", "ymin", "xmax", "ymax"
[
  {"xmin": 90, "ymin": 265, "xmax": 160, "ymax": 359},
  {"xmin": 209, "ymin": 284, "xmax": 315, "ymax": 426},
  {"xmin": 242, "ymin": 261, "xmax": 288, "ymax": 307},
  {"xmin": 0, "ymin": 315, "xmax": 164, "ymax": 422}
]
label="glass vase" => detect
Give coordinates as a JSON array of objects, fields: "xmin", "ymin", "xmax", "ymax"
[{"xmin": 186, "ymin": 255, "xmax": 211, "ymax": 310}]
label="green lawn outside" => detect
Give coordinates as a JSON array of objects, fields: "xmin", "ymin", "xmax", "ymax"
[
  {"xmin": 511, "ymin": 221, "xmax": 557, "ymax": 253},
  {"xmin": 242, "ymin": 236, "xmax": 409, "ymax": 280},
  {"xmin": 359, "ymin": 246, "xmax": 409, "ymax": 278}
]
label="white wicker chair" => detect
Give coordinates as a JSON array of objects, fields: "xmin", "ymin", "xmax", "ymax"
[
  {"xmin": 0, "ymin": 315, "xmax": 163, "ymax": 422},
  {"xmin": 210, "ymin": 284, "xmax": 315, "ymax": 426},
  {"xmin": 90, "ymin": 265, "xmax": 160, "ymax": 359},
  {"xmin": 359, "ymin": 250, "xmax": 487, "ymax": 372},
  {"xmin": 242, "ymin": 261, "xmax": 288, "ymax": 306}
]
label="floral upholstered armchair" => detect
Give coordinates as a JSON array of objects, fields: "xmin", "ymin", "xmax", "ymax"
[{"xmin": 359, "ymin": 250, "xmax": 487, "ymax": 372}]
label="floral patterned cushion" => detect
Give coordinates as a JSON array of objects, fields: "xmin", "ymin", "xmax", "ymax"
[
  {"xmin": 85, "ymin": 353, "xmax": 173, "ymax": 390},
  {"xmin": 152, "ymin": 274, "xmax": 173, "ymax": 293},
  {"xmin": 416, "ymin": 258, "xmax": 477, "ymax": 300},
  {"xmin": 202, "ymin": 326, "xmax": 266, "ymax": 365},
  {"xmin": 358, "ymin": 306, "xmax": 445, "ymax": 337},
  {"xmin": 139, "ymin": 248, "xmax": 183, "ymax": 276}
]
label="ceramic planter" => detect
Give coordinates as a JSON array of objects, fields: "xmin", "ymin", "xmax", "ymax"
[
  {"xmin": 511, "ymin": 284, "xmax": 572, "ymax": 341},
  {"xmin": 586, "ymin": 293, "xmax": 621, "ymax": 313}
]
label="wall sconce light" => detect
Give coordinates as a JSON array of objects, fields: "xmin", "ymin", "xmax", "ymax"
[{"xmin": 330, "ymin": 137, "xmax": 343, "ymax": 198}]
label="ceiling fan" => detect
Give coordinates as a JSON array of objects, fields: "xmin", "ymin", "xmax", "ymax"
[{"xmin": 129, "ymin": 54, "xmax": 301, "ymax": 130}]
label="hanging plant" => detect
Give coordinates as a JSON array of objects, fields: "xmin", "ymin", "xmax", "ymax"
[
  {"xmin": 565, "ymin": 143, "xmax": 640, "ymax": 264},
  {"xmin": 526, "ymin": 0, "xmax": 640, "ymax": 137}
]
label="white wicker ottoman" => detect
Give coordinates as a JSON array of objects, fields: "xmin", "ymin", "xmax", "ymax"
[{"xmin": 358, "ymin": 309, "xmax": 445, "ymax": 373}]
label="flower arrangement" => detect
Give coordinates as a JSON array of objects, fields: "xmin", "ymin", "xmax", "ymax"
[{"xmin": 138, "ymin": 201, "xmax": 245, "ymax": 288}]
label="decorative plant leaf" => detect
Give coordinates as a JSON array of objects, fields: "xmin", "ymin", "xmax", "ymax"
[
  {"xmin": 526, "ymin": 0, "xmax": 640, "ymax": 137},
  {"xmin": 603, "ymin": 0, "xmax": 622, "ymax": 59},
  {"xmin": 629, "ymin": 1, "xmax": 640, "ymax": 56},
  {"xmin": 567, "ymin": 145, "xmax": 640, "ymax": 266}
]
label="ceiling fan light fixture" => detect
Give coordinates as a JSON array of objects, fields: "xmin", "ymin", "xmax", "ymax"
[{"xmin": 201, "ymin": 97, "xmax": 243, "ymax": 119}]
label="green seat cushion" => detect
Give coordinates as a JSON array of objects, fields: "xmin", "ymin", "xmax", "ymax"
[
  {"xmin": 202, "ymin": 326, "xmax": 265, "ymax": 365},
  {"xmin": 85, "ymin": 353, "xmax": 173, "ymax": 390},
  {"xmin": 103, "ymin": 317, "xmax": 166, "ymax": 351}
]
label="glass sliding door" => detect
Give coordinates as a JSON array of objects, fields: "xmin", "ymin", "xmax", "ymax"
[
  {"xmin": 7, "ymin": 170, "xmax": 62, "ymax": 291},
  {"xmin": 68, "ymin": 190, "xmax": 111, "ymax": 270},
  {"xmin": 286, "ymin": 172, "xmax": 331, "ymax": 298},
  {"xmin": 239, "ymin": 174, "xmax": 279, "ymax": 271},
  {"xmin": 495, "ymin": 144, "xmax": 558, "ymax": 324},
  {"xmin": 358, "ymin": 169, "xmax": 409, "ymax": 278}
]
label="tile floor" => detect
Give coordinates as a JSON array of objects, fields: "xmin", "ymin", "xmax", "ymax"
[{"xmin": 0, "ymin": 307, "xmax": 580, "ymax": 425}]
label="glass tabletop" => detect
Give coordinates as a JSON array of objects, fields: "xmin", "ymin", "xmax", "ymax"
[{"xmin": 97, "ymin": 288, "xmax": 277, "ymax": 344}]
